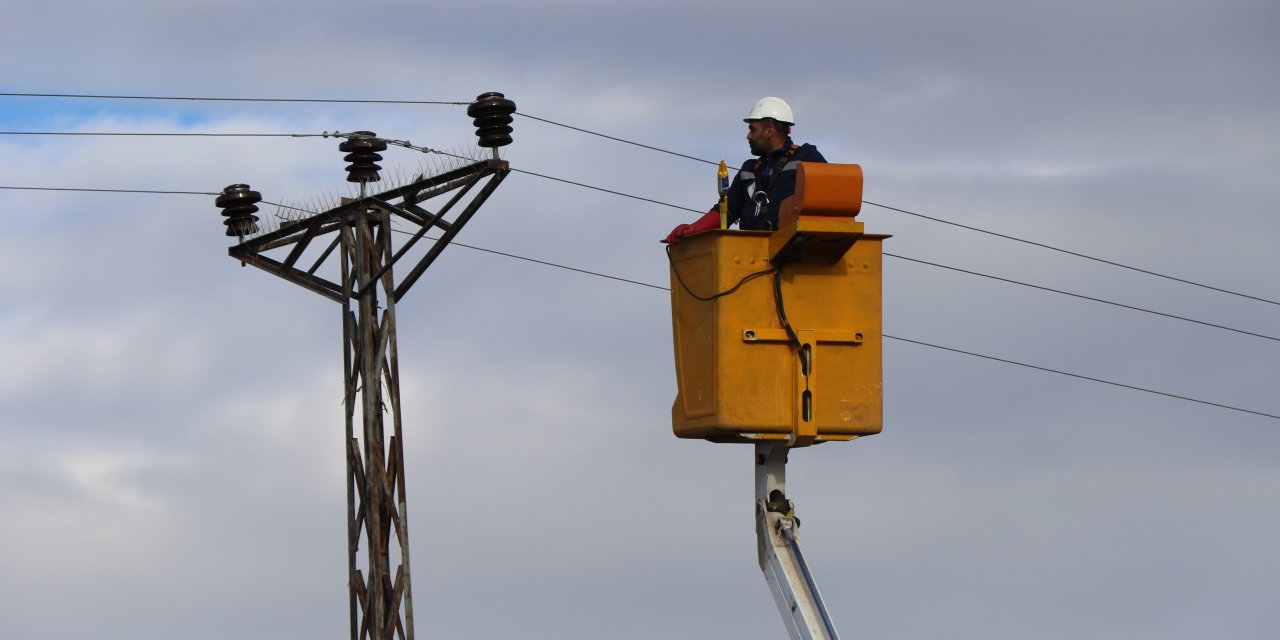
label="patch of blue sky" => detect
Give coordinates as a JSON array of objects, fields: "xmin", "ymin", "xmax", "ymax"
[
  {"xmin": 0, "ymin": 95, "xmax": 429, "ymax": 137},
  {"xmin": 0, "ymin": 95, "xmax": 220, "ymax": 131}
]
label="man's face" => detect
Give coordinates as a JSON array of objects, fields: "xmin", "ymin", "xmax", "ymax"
[{"xmin": 746, "ymin": 120, "xmax": 774, "ymax": 156}]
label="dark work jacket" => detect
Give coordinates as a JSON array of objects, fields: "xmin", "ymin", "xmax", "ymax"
[{"xmin": 712, "ymin": 138, "xmax": 827, "ymax": 230}]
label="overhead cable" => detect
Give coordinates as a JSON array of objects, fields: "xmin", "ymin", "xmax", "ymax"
[
  {"xmin": 395, "ymin": 230, "xmax": 668, "ymax": 291},
  {"xmin": 3, "ymin": 93, "xmax": 1277, "ymax": 307},
  {"xmin": 0, "ymin": 185, "xmax": 218, "ymax": 196},
  {"xmin": 865, "ymin": 200, "xmax": 1280, "ymax": 308},
  {"xmin": 507, "ymin": 168, "xmax": 701, "ymax": 213},
  {"xmin": 515, "ymin": 112, "xmax": 718, "ymax": 165},
  {"xmin": 0, "ymin": 130, "xmax": 454, "ymax": 156},
  {"xmin": 0, "ymin": 130, "xmax": 692, "ymax": 211},
  {"xmin": 2, "ymin": 182, "xmax": 1273, "ymax": 344},
  {"xmin": 0, "ymin": 131, "xmax": 325, "ymax": 138},
  {"xmin": 884, "ymin": 335, "xmax": 1280, "ymax": 421},
  {"xmin": 0, "ymin": 92, "xmax": 468, "ymax": 105},
  {"xmin": 887, "ymin": 253, "xmax": 1280, "ymax": 343},
  {"xmin": 412, "ymin": 229, "xmax": 1280, "ymax": 419},
  {"xmin": 0, "ymin": 180, "xmax": 1270, "ymax": 421},
  {"xmin": 7, "ymin": 125, "xmax": 1276, "ymax": 311},
  {"xmin": 512, "ymin": 115, "xmax": 1280, "ymax": 308}
]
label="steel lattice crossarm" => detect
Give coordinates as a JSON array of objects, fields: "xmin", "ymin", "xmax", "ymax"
[{"xmin": 228, "ymin": 157, "xmax": 510, "ymax": 304}]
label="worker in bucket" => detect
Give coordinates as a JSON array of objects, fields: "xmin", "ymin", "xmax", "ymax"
[{"xmin": 664, "ymin": 97, "xmax": 826, "ymax": 244}]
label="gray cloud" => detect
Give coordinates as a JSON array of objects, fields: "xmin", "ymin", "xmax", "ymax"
[{"xmin": 2, "ymin": 1, "xmax": 1279, "ymax": 639}]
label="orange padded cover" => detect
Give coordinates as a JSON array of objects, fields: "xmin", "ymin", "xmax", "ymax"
[{"xmin": 777, "ymin": 162, "xmax": 863, "ymax": 229}]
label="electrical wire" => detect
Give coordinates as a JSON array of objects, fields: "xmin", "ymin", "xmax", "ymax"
[
  {"xmin": 16, "ymin": 119, "xmax": 1264, "ymax": 308},
  {"xmin": 864, "ymin": 200, "xmax": 1280, "ymax": 308},
  {"xmin": 883, "ymin": 335, "xmax": 1280, "ymax": 421},
  {"xmin": 439, "ymin": 237, "xmax": 667, "ymax": 291},
  {"xmin": 515, "ymin": 112, "xmax": 718, "ymax": 165},
  {"xmin": 887, "ymin": 253, "xmax": 1280, "ymax": 343},
  {"xmin": 2, "ymin": 92, "xmax": 1276, "ymax": 308},
  {"xmin": 0, "ymin": 127, "xmax": 692, "ymax": 210},
  {"xmin": 511, "ymin": 115, "xmax": 1280, "ymax": 308},
  {"xmin": 508, "ymin": 167, "xmax": 701, "ymax": 213},
  {"xmin": 0, "ymin": 92, "xmax": 468, "ymax": 105},
  {"xmin": 426, "ymin": 231, "xmax": 1280, "ymax": 423},
  {"xmin": 0, "ymin": 185, "xmax": 219, "ymax": 195},
  {"xmin": 0, "ymin": 130, "xmax": 459, "ymax": 157},
  {"xmin": 0, "ymin": 129, "xmax": 687, "ymax": 211},
  {"xmin": 0, "ymin": 180, "xmax": 1271, "ymax": 421},
  {"xmin": 2, "ymin": 180, "xmax": 1274, "ymax": 345},
  {"xmin": 2, "ymin": 94, "xmax": 1274, "ymax": 419},
  {"xmin": 5, "ymin": 125, "xmax": 1274, "ymax": 318},
  {"xmin": 0, "ymin": 131, "xmax": 326, "ymax": 138}
]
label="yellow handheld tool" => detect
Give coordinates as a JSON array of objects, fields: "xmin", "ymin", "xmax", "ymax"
[{"xmin": 717, "ymin": 159, "xmax": 730, "ymax": 229}]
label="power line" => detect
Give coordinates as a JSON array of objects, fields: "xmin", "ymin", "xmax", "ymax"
[
  {"xmin": 0, "ymin": 128, "xmax": 694, "ymax": 211},
  {"xmin": 887, "ymin": 252, "xmax": 1280, "ymax": 343},
  {"xmin": 507, "ymin": 168, "xmax": 701, "ymax": 213},
  {"xmin": 3, "ymin": 94, "xmax": 1276, "ymax": 308},
  {"xmin": 524, "ymin": 155, "xmax": 1276, "ymax": 338},
  {"xmin": 515, "ymin": 113, "xmax": 718, "ymax": 165},
  {"xmin": 4, "ymin": 95, "xmax": 1272, "ymax": 418},
  {"xmin": 512, "ymin": 115, "xmax": 1280, "ymax": 308},
  {"xmin": 0, "ymin": 92, "xmax": 468, "ymax": 105},
  {"xmin": 0, "ymin": 131, "xmax": 324, "ymax": 138},
  {"xmin": 863, "ymin": 200, "xmax": 1280, "ymax": 308},
  {"xmin": 6, "ymin": 125, "xmax": 1276, "ymax": 315},
  {"xmin": 0, "ymin": 129, "xmax": 463, "ymax": 160},
  {"xmin": 3, "ymin": 180, "xmax": 1274, "ymax": 345},
  {"xmin": 427, "ymin": 234, "xmax": 1280, "ymax": 423},
  {"xmin": 391, "ymin": 229, "xmax": 667, "ymax": 291},
  {"xmin": 0, "ymin": 185, "xmax": 218, "ymax": 196},
  {"xmin": 0, "ymin": 180, "xmax": 1270, "ymax": 421},
  {"xmin": 884, "ymin": 335, "xmax": 1280, "ymax": 421}
]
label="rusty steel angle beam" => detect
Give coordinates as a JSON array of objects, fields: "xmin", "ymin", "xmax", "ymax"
[
  {"xmin": 393, "ymin": 167, "xmax": 510, "ymax": 301},
  {"xmin": 310, "ymin": 234, "xmax": 342, "ymax": 276},
  {"xmin": 400, "ymin": 202, "xmax": 452, "ymax": 232},
  {"xmin": 249, "ymin": 220, "xmax": 346, "ymax": 254},
  {"xmin": 357, "ymin": 576, "xmax": 372, "ymax": 640},
  {"xmin": 349, "ymin": 439, "xmax": 370, "ymax": 512},
  {"xmin": 374, "ymin": 311, "xmax": 392, "ymax": 373},
  {"xmin": 374, "ymin": 159, "xmax": 491, "ymax": 203},
  {"xmin": 341, "ymin": 226, "xmax": 360, "ymax": 640},
  {"xmin": 387, "ymin": 567, "xmax": 406, "ymax": 637},
  {"xmin": 381, "ymin": 359, "xmax": 399, "ymax": 407},
  {"xmin": 386, "ymin": 435, "xmax": 400, "ymax": 487},
  {"xmin": 281, "ymin": 214, "xmax": 328, "ymax": 271},
  {"xmin": 357, "ymin": 169, "xmax": 486, "ymax": 297},
  {"xmin": 367, "ymin": 197, "xmax": 430, "ymax": 228},
  {"xmin": 236, "ymin": 202, "xmax": 356, "ymax": 253},
  {"xmin": 232, "ymin": 252, "xmax": 344, "ymax": 303}
]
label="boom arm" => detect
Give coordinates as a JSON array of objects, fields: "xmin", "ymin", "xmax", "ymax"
[{"xmin": 755, "ymin": 443, "xmax": 841, "ymax": 640}]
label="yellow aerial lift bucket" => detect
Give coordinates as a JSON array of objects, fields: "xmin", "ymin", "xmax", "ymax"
[{"xmin": 668, "ymin": 163, "xmax": 887, "ymax": 446}]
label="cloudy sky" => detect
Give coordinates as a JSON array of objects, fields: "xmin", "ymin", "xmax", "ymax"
[{"xmin": 2, "ymin": 1, "xmax": 1278, "ymax": 638}]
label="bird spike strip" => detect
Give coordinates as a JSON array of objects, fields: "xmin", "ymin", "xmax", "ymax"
[{"xmin": 262, "ymin": 152, "xmax": 488, "ymax": 240}]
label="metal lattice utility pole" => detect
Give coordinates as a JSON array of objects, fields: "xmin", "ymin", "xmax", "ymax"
[{"xmin": 214, "ymin": 92, "xmax": 517, "ymax": 640}]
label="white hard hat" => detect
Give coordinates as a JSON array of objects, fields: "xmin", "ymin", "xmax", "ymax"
[{"xmin": 744, "ymin": 97, "xmax": 794, "ymax": 126}]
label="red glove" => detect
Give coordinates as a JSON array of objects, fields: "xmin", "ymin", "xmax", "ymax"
[{"xmin": 663, "ymin": 209, "xmax": 722, "ymax": 244}]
